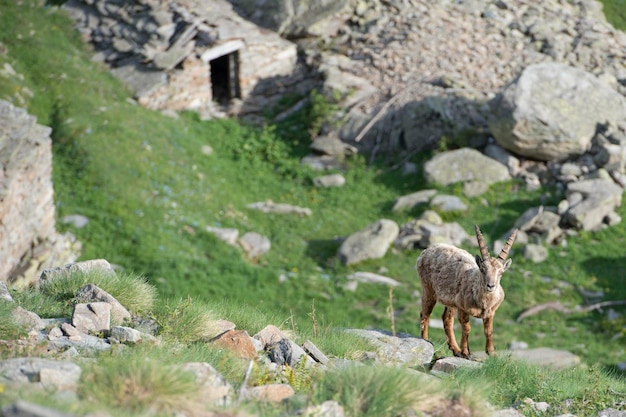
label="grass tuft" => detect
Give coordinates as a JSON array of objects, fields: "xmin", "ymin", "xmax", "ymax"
[
  {"xmin": 452, "ymin": 355, "xmax": 626, "ymax": 415},
  {"xmin": 80, "ymin": 351, "xmax": 201, "ymax": 414},
  {"xmin": 154, "ymin": 297, "xmax": 220, "ymax": 343},
  {"xmin": 313, "ymin": 364, "xmax": 434, "ymax": 417},
  {"xmin": 0, "ymin": 302, "xmax": 26, "ymax": 341},
  {"xmin": 39, "ymin": 270, "xmax": 157, "ymax": 315}
]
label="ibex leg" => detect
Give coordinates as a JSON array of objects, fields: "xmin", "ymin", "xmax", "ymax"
[
  {"xmin": 419, "ymin": 294, "xmax": 437, "ymax": 340},
  {"xmin": 483, "ymin": 315, "xmax": 496, "ymax": 355},
  {"xmin": 458, "ymin": 310, "xmax": 471, "ymax": 359},
  {"xmin": 442, "ymin": 306, "xmax": 461, "ymax": 356}
]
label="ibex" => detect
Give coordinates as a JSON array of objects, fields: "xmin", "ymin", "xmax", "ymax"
[{"xmin": 416, "ymin": 225, "xmax": 518, "ymax": 358}]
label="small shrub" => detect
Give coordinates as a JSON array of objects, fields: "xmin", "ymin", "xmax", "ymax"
[
  {"xmin": 313, "ymin": 364, "xmax": 430, "ymax": 417},
  {"xmin": 0, "ymin": 302, "xmax": 25, "ymax": 341},
  {"xmin": 80, "ymin": 352, "xmax": 200, "ymax": 414},
  {"xmin": 154, "ymin": 297, "xmax": 219, "ymax": 343},
  {"xmin": 452, "ymin": 356, "xmax": 626, "ymax": 415}
]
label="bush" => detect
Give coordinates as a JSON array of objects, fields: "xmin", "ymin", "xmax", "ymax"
[{"xmin": 313, "ymin": 364, "xmax": 430, "ymax": 417}]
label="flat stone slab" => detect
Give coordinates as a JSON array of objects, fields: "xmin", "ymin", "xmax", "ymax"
[
  {"xmin": 344, "ymin": 329, "xmax": 434, "ymax": 367},
  {"xmin": 508, "ymin": 347, "xmax": 581, "ymax": 369},
  {"xmin": 431, "ymin": 357, "xmax": 482, "ymax": 375}
]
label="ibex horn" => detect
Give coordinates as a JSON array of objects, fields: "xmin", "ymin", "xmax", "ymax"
[
  {"xmin": 475, "ymin": 225, "xmax": 490, "ymax": 261},
  {"xmin": 497, "ymin": 228, "xmax": 518, "ymax": 262}
]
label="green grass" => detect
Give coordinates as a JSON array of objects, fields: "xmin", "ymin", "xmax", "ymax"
[
  {"xmin": 601, "ymin": 0, "xmax": 626, "ymax": 29},
  {"xmin": 313, "ymin": 364, "xmax": 440, "ymax": 417},
  {"xmin": 79, "ymin": 348, "xmax": 202, "ymax": 415},
  {"xmin": 451, "ymin": 356, "xmax": 626, "ymax": 416}
]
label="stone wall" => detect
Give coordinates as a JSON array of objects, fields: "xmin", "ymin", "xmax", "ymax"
[{"xmin": 0, "ymin": 100, "xmax": 79, "ymax": 288}]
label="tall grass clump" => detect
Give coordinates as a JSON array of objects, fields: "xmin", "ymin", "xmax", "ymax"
[
  {"xmin": 313, "ymin": 364, "xmax": 432, "ymax": 417},
  {"xmin": 452, "ymin": 356, "xmax": 626, "ymax": 415},
  {"xmin": 0, "ymin": 302, "xmax": 25, "ymax": 341},
  {"xmin": 39, "ymin": 270, "xmax": 157, "ymax": 315},
  {"xmin": 80, "ymin": 351, "xmax": 201, "ymax": 415},
  {"xmin": 154, "ymin": 297, "xmax": 220, "ymax": 343}
]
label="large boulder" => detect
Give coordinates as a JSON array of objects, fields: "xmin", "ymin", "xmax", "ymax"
[
  {"xmin": 337, "ymin": 219, "xmax": 399, "ymax": 265},
  {"xmin": 489, "ymin": 63, "xmax": 626, "ymax": 161},
  {"xmin": 423, "ymin": 148, "xmax": 510, "ymax": 186}
]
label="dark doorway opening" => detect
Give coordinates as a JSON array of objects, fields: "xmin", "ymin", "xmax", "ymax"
[{"xmin": 210, "ymin": 51, "xmax": 240, "ymax": 104}]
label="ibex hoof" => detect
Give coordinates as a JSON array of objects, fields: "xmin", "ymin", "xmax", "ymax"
[{"xmin": 453, "ymin": 351, "xmax": 471, "ymax": 360}]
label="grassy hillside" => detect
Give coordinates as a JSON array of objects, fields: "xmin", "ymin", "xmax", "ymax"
[{"xmin": 0, "ymin": 0, "xmax": 625, "ymax": 372}]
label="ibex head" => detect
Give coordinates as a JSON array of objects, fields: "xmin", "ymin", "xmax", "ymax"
[{"xmin": 474, "ymin": 225, "xmax": 518, "ymax": 293}]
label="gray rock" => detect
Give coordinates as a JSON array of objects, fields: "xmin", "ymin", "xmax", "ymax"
[
  {"xmin": 179, "ymin": 362, "xmax": 233, "ymax": 407},
  {"xmin": 238, "ymin": 232, "xmax": 271, "ymax": 259},
  {"xmin": 72, "ymin": 302, "xmax": 112, "ymax": 334},
  {"xmin": 300, "ymin": 154, "xmax": 343, "ymax": 171},
  {"xmin": 346, "ymin": 272, "xmax": 400, "ymax": 287},
  {"xmin": 205, "ymin": 226, "xmax": 239, "ymax": 246},
  {"xmin": 424, "ymin": 148, "xmax": 510, "ymax": 186},
  {"xmin": 490, "ymin": 63, "xmax": 626, "ymax": 161},
  {"xmin": 47, "ymin": 333, "xmax": 111, "ymax": 353},
  {"xmin": 484, "ymin": 143, "xmax": 520, "ymax": 175},
  {"xmin": 337, "ymin": 219, "xmax": 399, "ymax": 265},
  {"xmin": 153, "ymin": 43, "xmax": 194, "ymax": 70},
  {"xmin": 492, "ymin": 408, "xmax": 525, "ymax": 417},
  {"xmin": 75, "ymin": 284, "xmax": 131, "ymax": 325},
  {"xmin": 1, "ymin": 400, "xmax": 77, "ymax": 417},
  {"xmin": 239, "ymin": 383, "xmax": 295, "ymax": 403},
  {"xmin": 514, "ymin": 206, "xmax": 544, "ymax": 231},
  {"xmin": 253, "ymin": 325, "xmax": 308, "ymax": 366},
  {"xmin": 462, "ymin": 181, "xmax": 490, "ymax": 197},
  {"xmin": 313, "ymin": 173, "xmax": 346, "ymax": 188},
  {"xmin": 247, "ymin": 201, "xmax": 312, "ymax": 216},
  {"xmin": 396, "ymin": 219, "xmax": 469, "ymax": 250},
  {"xmin": 110, "ymin": 326, "xmax": 143, "ymax": 344},
  {"xmin": 110, "ymin": 63, "xmax": 167, "ymax": 98},
  {"xmin": 598, "ymin": 410, "xmax": 626, "ymax": 417},
  {"xmin": 61, "ymin": 214, "xmax": 90, "ymax": 228},
  {"xmin": 565, "ymin": 179, "xmax": 623, "ymax": 231},
  {"xmin": 299, "ymin": 400, "xmax": 345, "ymax": 417},
  {"xmin": 523, "ymin": 244, "xmax": 548, "ymax": 263},
  {"xmin": 0, "ymin": 281, "xmax": 12, "ymax": 302},
  {"xmin": 0, "ymin": 358, "xmax": 81, "ymax": 390},
  {"xmin": 509, "ymin": 347, "xmax": 580, "ymax": 369},
  {"xmin": 11, "ymin": 306, "xmax": 45, "ymax": 331},
  {"xmin": 231, "ymin": 0, "xmax": 349, "ymax": 37},
  {"xmin": 40, "ymin": 259, "xmax": 116, "ymax": 284},
  {"xmin": 392, "ymin": 189, "xmax": 437, "ymax": 212},
  {"xmin": 430, "ymin": 194, "xmax": 468, "ymax": 212},
  {"xmin": 431, "ymin": 357, "xmax": 482, "ymax": 375},
  {"xmin": 310, "ymin": 135, "xmax": 357, "ymax": 159},
  {"xmin": 344, "ymin": 329, "xmax": 434, "ymax": 367},
  {"xmin": 508, "ymin": 341, "xmax": 529, "ymax": 350}
]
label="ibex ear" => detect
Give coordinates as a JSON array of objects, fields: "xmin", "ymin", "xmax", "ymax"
[
  {"xmin": 503, "ymin": 258, "xmax": 512, "ymax": 271},
  {"xmin": 475, "ymin": 255, "xmax": 482, "ymax": 265}
]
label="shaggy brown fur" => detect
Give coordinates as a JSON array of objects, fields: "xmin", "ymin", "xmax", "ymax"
[{"xmin": 416, "ymin": 225, "xmax": 517, "ymax": 358}]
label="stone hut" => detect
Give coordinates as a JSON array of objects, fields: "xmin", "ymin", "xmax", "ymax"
[{"xmin": 62, "ymin": 0, "xmax": 299, "ymax": 116}]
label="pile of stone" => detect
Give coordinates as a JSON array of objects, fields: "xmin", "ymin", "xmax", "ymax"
[{"xmin": 308, "ymin": 0, "xmax": 626, "ymax": 154}]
